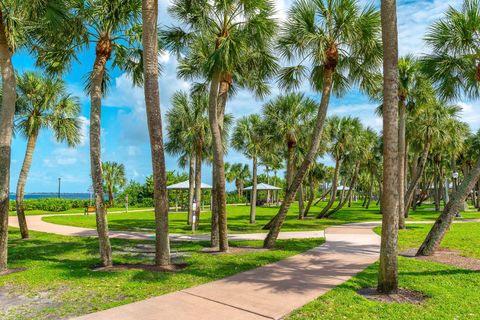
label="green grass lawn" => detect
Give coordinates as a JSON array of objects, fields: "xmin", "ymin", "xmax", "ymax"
[
  {"xmin": 42, "ymin": 201, "xmax": 480, "ymax": 234},
  {"xmin": 288, "ymin": 222, "xmax": 480, "ymax": 319},
  {"xmin": 1, "ymin": 228, "xmax": 324, "ymax": 320}
]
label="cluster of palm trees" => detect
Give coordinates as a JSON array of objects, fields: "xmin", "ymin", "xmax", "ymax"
[{"xmin": 0, "ymin": 0, "xmax": 479, "ymax": 297}]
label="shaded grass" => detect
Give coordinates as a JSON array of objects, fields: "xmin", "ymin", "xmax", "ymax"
[
  {"xmin": 1, "ymin": 228, "xmax": 324, "ymax": 320},
  {"xmin": 42, "ymin": 201, "xmax": 480, "ymax": 234}
]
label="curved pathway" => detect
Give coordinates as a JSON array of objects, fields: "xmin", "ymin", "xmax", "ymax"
[{"xmin": 8, "ymin": 214, "xmax": 325, "ymax": 241}]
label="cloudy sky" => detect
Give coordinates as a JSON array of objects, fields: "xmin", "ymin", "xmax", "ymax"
[{"xmin": 10, "ymin": 0, "xmax": 479, "ymax": 193}]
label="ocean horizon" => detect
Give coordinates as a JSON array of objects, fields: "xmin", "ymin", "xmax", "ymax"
[{"xmin": 9, "ymin": 193, "xmax": 91, "ymax": 200}]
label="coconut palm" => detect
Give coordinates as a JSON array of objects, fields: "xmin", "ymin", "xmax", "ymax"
[
  {"xmin": 317, "ymin": 116, "xmax": 363, "ymax": 218},
  {"xmin": 232, "ymin": 114, "xmax": 268, "ymax": 224},
  {"xmin": 264, "ymin": 0, "xmax": 382, "ymax": 248},
  {"xmin": 164, "ymin": 0, "xmax": 278, "ymax": 252},
  {"xmin": 102, "ymin": 161, "xmax": 127, "ymax": 207},
  {"xmin": 37, "ymin": 0, "xmax": 144, "ymax": 267},
  {"xmin": 166, "ymin": 91, "xmax": 209, "ymax": 225},
  {"xmin": 0, "ymin": 1, "xmax": 73, "ymax": 272},
  {"xmin": 378, "ymin": 0, "xmax": 400, "ymax": 294},
  {"xmin": 14, "ymin": 72, "xmax": 81, "ymax": 239}
]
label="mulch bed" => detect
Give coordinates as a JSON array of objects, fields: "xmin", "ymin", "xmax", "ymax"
[
  {"xmin": 0, "ymin": 268, "xmax": 26, "ymax": 277},
  {"xmin": 200, "ymin": 246, "xmax": 270, "ymax": 255},
  {"xmin": 400, "ymin": 249, "xmax": 480, "ymax": 271},
  {"xmin": 357, "ymin": 287, "xmax": 427, "ymax": 304},
  {"xmin": 91, "ymin": 263, "xmax": 187, "ymax": 273}
]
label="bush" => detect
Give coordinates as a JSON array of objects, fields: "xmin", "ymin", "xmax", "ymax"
[{"xmin": 9, "ymin": 198, "xmax": 90, "ymax": 212}]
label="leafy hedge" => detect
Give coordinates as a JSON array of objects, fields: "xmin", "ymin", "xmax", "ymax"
[{"xmin": 9, "ymin": 198, "xmax": 90, "ymax": 212}]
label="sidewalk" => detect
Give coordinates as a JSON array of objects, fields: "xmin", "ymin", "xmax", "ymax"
[{"xmin": 72, "ymin": 223, "xmax": 381, "ymax": 320}]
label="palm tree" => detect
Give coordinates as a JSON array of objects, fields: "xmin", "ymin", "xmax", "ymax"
[
  {"xmin": 14, "ymin": 72, "xmax": 81, "ymax": 239},
  {"xmin": 262, "ymin": 93, "xmax": 316, "ymax": 188},
  {"xmin": 166, "ymin": 91, "xmax": 209, "ymax": 224},
  {"xmin": 142, "ymin": 0, "xmax": 171, "ymax": 266},
  {"xmin": 232, "ymin": 115, "xmax": 268, "ymax": 224},
  {"xmin": 0, "ymin": 1, "xmax": 72, "ymax": 272},
  {"xmin": 264, "ymin": 0, "xmax": 382, "ymax": 248},
  {"xmin": 38, "ymin": 0, "xmax": 144, "ymax": 267},
  {"xmin": 304, "ymin": 162, "xmax": 327, "ymax": 216},
  {"xmin": 417, "ymin": 0, "xmax": 480, "ymax": 257},
  {"xmin": 164, "ymin": 0, "xmax": 278, "ymax": 252},
  {"xmin": 317, "ymin": 116, "xmax": 363, "ymax": 218},
  {"xmin": 102, "ymin": 161, "xmax": 127, "ymax": 207},
  {"xmin": 225, "ymin": 163, "xmax": 251, "ymax": 201},
  {"xmin": 378, "ymin": 0, "xmax": 400, "ymax": 294}
]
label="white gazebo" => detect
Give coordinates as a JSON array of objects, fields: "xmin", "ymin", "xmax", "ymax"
[
  {"xmin": 244, "ymin": 183, "xmax": 282, "ymax": 206},
  {"xmin": 167, "ymin": 180, "xmax": 212, "ymax": 211}
]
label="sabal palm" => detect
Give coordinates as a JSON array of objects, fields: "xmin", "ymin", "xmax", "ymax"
[
  {"xmin": 165, "ymin": 0, "xmax": 278, "ymax": 251},
  {"xmin": 14, "ymin": 72, "xmax": 81, "ymax": 239},
  {"xmin": 102, "ymin": 161, "xmax": 127, "ymax": 207},
  {"xmin": 262, "ymin": 93, "xmax": 316, "ymax": 188},
  {"xmin": 264, "ymin": 0, "xmax": 382, "ymax": 248},
  {"xmin": 225, "ymin": 163, "xmax": 250, "ymax": 200},
  {"xmin": 166, "ymin": 91, "xmax": 209, "ymax": 224},
  {"xmin": 0, "ymin": 0, "xmax": 73, "ymax": 272},
  {"xmin": 232, "ymin": 114, "xmax": 268, "ymax": 223},
  {"xmin": 317, "ymin": 116, "xmax": 363, "ymax": 218},
  {"xmin": 37, "ymin": 0, "xmax": 144, "ymax": 267}
]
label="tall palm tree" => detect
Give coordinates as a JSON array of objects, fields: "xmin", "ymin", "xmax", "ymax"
[
  {"xmin": 166, "ymin": 91, "xmax": 209, "ymax": 224},
  {"xmin": 15, "ymin": 72, "xmax": 81, "ymax": 239},
  {"xmin": 417, "ymin": 0, "xmax": 480, "ymax": 257},
  {"xmin": 38, "ymin": 0, "xmax": 144, "ymax": 267},
  {"xmin": 232, "ymin": 114, "xmax": 268, "ymax": 224},
  {"xmin": 142, "ymin": 0, "xmax": 170, "ymax": 266},
  {"xmin": 102, "ymin": 161, "xmax": 127, "ymax": 207},
  {"xmin": 317, "ymin": 116, "xmax": 363, "ymax": 218},
  {"xmin": 164, "ymin": 0, "xmax": 278, "ymax": 252},
  {"xmin": 264, "ymin": 0, "xmax": 382, "ymax": 248},
  {"xmin": 262, "ymin": 93, "xmax": 316, "ymax": 188},
  {"xmin": 378, "ymin": 0, "xmax": 400, "ymax": 294},
  {"xmin": 0, "ymin": 1, "xmax": 72, "ymax": 272}
]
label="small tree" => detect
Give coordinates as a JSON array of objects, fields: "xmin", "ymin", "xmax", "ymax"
[{"xmin": 102, "ymin": 162, "xmax": 127, "ymax": 207}]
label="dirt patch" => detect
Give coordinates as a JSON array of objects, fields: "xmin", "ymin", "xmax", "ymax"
[
  {"xmin": 201, "ymin": 246, "xmax": 270, "ymax": 254},
  {"xmin": 401, "ymin": 249, "xmax": 480, "ymax": 271},
  {"xmin": 0, "ymin": 268, "xmax": 26, "ymax": 277},
  {"xmin": 357, "ymin": 287, "xmax": 427, "ymax": 304},
  {"xmin": 92, "ymin": 263, "xmax": 187, "ymax": 272},
  {"xmin": 0, "ymin": 288, "xmax": 62, "ymax": 313}
]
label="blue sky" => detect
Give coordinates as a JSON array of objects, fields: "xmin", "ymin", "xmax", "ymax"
[{"xmin": 9, "ymin": 0, "xmax": 479, "ymax": 193}]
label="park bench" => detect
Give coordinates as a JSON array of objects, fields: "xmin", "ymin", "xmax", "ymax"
[{"xmin": 84, "ymin": 206, "xmax": 96, "ymax": 215}]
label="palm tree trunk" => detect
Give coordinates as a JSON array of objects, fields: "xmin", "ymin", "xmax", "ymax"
[
  {"xmin": 194, "ymin": 140, "xmax": 202, "ymax": 226},
  {"xmin": 398, "ymin": 98, "xmax": 406, "ymax": 229},
  {"xmin": 286, "ymin": 143, "xmax": 295, "ymax": 188},
  {"xmin": 378, "ymin": 0, "xmax": 400, "ymax": 293},
  {"xmin": 404, "ymin": 140, "xmax": 431, "ymax": 216},
  {"xmin": 142, "ymin": 0, "xmax": 170, "ymax": 266},
  {"xmin": 108, "ymin": 185, "xmax": 114, "ymax": 207},
  {"xmin": 250, "ymin": 156, "xmax": 257, "ymax": 224},
  {"xmin": 304, "ymin": 182, "xmax": 315, "ymax": 216},
  {"xmin": 314, "ymin": 187, "xmax": 331, "ymax": 206},
  {"xmin": 326, "ymin": 164, "xmax": 359, "ymax": 217},
  {"xmin": 297, "ymin": 184, "xmax": 305, "ymax": 219},
  {"xmin": 210, "ymin": 169, "xmax": 219, "ymax": 247},
  {"xmin": 208, "ymin": 72, "xmax": 228, "ymax": 252},
  {"xmin": 411, "ymin": 153, "xmax": 419, "ymax": 211},
  {"xmin": 188, "ymin": 156, "xmax": 194, "ymax": 225},
  {"xmin": 90, "ymin": 40, "xmax": 112, "ymax": 267},
  {"xmin": 16, "ymin": 133, "xmax": 39, "ymax": 239},
  {"xmin": 317, "ymin": 158, "xmax": 342, "ymax": 218},
  {"xmin": 263, "ymin": 65, "xmax": 336, "ymax": 248},
  {"xmin": 0, "ymin": 12, "xmax": 16, "ymax": 272},
  {"xmin": 417, "ymin": 158, "xmax": 480, "ymax": 256},
  {"xmin": 366, "ymin": 175, "xmax": 374, "ymax": 209}
]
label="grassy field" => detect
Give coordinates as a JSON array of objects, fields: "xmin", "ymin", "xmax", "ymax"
[
  {"xmin": 42, "ymin": 201, "xmax": 480, "ymax": 234},
  {"xmin": 288, "ymin": 223, "xmax": 480, "ymax": 319},
  {"xmin": 1, "ymin": 228, "xmax": 323, "ymax": 320}
]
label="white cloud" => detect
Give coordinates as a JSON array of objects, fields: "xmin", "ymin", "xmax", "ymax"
[{"xmin": 78, "ymin": 116, "xmax": 89, "ymax": 146}]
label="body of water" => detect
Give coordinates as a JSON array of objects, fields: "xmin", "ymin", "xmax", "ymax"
[{"xmin": 9, "ymin": 193, "xmax": 91, "ymax": 200}]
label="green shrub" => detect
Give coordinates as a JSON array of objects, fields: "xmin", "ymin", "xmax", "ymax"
[{"xmin": 9, "ymin": 198, "xmax": 89, "ymax": 212}]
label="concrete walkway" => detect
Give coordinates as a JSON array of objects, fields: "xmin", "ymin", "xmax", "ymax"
[
  {"xmin": 8, "ymin": 215, "xmax": 325, "ymax": 241},
  {"xmin": 72, "ymin": 222, "xmax": 381, "ymax": 320}
]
